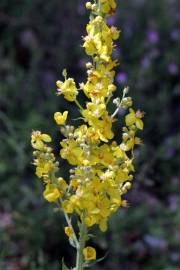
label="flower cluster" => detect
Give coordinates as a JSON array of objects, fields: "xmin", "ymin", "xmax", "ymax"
[
  {"xmin": 31, "ymin": 131, "xmax": 67, "ymax": 202},
  {"xmin": 31, "ymin": 0, "xmax": 143, "ymax": 267}
]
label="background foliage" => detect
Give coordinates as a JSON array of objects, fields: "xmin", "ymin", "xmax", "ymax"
[{"xmin": 0, "ymin": 0, "xmax": 179, "ymax": 269}]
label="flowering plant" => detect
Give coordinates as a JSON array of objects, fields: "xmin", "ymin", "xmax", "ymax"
[{"xmin": 31, "ymin": 1, "xmax": 144, "ymax": 269}]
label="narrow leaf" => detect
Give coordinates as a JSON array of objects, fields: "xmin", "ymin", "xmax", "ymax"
[
  {"xmin": 69, "ymin": 237, "xmax": 76, "ymax": 248},
  {"xmin": 84, "ymin": 252, "xmax": 108, "ymax": 268},
  {"xmin": 62, "ymin": 258, "xmax": 69, "ymax": 270}
]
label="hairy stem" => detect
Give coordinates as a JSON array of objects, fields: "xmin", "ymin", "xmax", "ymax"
[{"xmin": 76, "ymin": 223, "xmax": 87, "ymax": 270}]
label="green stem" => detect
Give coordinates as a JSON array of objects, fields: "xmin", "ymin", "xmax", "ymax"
[
  {"xmin": 111, "ymin": 89, "xmax": 127, "ymax": 118},
  {"xmin": 76, "ymin": 223, "xmax": 87, "ymax": 270},
  {"xmin": 106, "ymin": 93, "xmax": 112, "ymax": 105},
  {"xmin": 75, "ymin": 99, "xmax": 83, "ymax": 111},
  {"xmin": 111, "ymin": 107, "xmax": 120, "ymax": 118},
  {"xmin": 58, "ymin": 199, "xmax": 79, "ymax": 249}
]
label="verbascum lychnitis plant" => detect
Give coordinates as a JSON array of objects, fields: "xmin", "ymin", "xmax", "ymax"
[{"xmin": 31, "ymin": 1, "xmax": 144, "ymax": 269}]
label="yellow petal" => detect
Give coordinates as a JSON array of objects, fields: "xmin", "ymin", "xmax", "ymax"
[
  {"xmin": 41, "ymin": 134, "xmax": 52, "ymax": 142},
  {"xmin": 83, "ymin": 247, "xmax": 96, "ymax": 261},
  {"xmin": 32, "ymin": 139, "xmax": 44, "ymax": 150},
  {"xmin": 136, "ymin": 118, "xmax": 144, "ymax": 130},
  {"xmin": 43, "ymin": 185, "xmax": 61, "ymax": 203},
  {"xmin": 125, "ymin": 112, "xmax": 136, "ymax": 126},
  {"xmin": 99, "ymin": 219, "xmax": 108, "ymax": 232},
  {"xmin": 54, "ymin": 111, "xmax": 68, "ymax": 125},
  {"xmin": 64, "ymin": 226, "xmax": 74, "ymax": 237}
]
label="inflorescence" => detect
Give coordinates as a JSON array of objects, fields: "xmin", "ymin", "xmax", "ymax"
[{"xmin": 31, "ymin": 0, "xmax": 144, "ymax": 267}]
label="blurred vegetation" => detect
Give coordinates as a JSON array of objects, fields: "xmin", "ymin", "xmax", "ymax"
[{"xmin": 0, "ymin": 0, "xmax": 180, "ymax": 269}]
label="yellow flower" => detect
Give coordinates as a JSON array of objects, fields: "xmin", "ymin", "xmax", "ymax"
[
  {"xmin": 110, "ymin": 26, "xmax": 120, "ymax": 40},
  {"xmin": 35, "ymin": 160, "xmax": 55, "ymax": 178},
  {"xmin": 31, "ymin": 131, "xmax": 52, "ymax": 150},
  {"xmin": 82, "ymin": 102, "xmax": 106, "ymax": 125},
  {"xmin": 116, "ymin": 169, "xmax": 130, "ymax": 183},
  {"xmin": 57, "ymin": 177, "xmax": 68, "ymax": 192},
  {"xmin": 56, "ymin": 78, "xmax": 78, "ymax": 102},
  {"xmin": 83, "ymin": 37, "xmax": 96, "ymax": 56},
  {"xmin": 100, "ymin": 0, "xmax": 117, "ymax": 14},
  {"xmin": 43, "ymin": 184, "xmax": 61, "ymax": 202},
  {"xmin": 64, "ymin": 226, "xmax": 74, "ymax": 237},
  {"xmin": 83, "ymin": 246, "xmax": 96, "ymax": 261},
  {"xmin": 54, "ymin": 111, "xmax": 68, "ymax": 125},
  {"xmin": 125, "ymin": 109, "xmax": 144, "ymax": 130},
  {"xmin": 84, "ymin": 215, "xmax": 96, "ymax": 227},
  {"xmin": 62, "ymin": 200, "xmax": 74, "ymax": 213},
  {"xmin": 70, "ymin": 178, "xmax": 80, "ymax": 190},
  {"xmin": 96, "ymin": 113, "xmax": 114, "ymax": 142},
  {"xmin": 60, "ymin": 139, "xmax": 84, "ymax": 165}
]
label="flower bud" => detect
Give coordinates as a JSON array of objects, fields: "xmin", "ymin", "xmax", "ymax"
[
  {"xmin": 56, "ymin": 80, "xmax": 63, "ymax": 88},
  {"xmin": 83, "ymin": 246, "xmax": 96, "ymax": 261},
  {"xmin": 113, "ymin": 97, "xmax": 120, "ymax": 106},
  {"xmin": 91, "ymin": 3, "xmax": 97, "ymax": 10},
  {"xmin": 79, "ymin": 82, "xmax": 85, "ymax": 90},
  {"xmin": 111, "ymin": 26, "xmax": 120, "ymax": 40},
  {"xmin": 122, "ymin": 133, "xmax": 129, "ymax": 141},
  {"xmin": 86, "ymin": 2, "xmax": 92, "ymax": 9},
  {"xmin": 64, "ymin": 226, "xmax": 74, "ymax": 237},
  {"xmin": 123, "ymin": 86, "xmax": 129, "ymax": 95},
  {"xmin": 108, "ymin": 84, "xmax": 117, "ymax": 92},
  {"xmin": 95, "ymin": 16, "xmax": 103, "ymax": 24},
  {"xmin": 86, "ymin": 62, "xmax": 93, "ymax": 69}
]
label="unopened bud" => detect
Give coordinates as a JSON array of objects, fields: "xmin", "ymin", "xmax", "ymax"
[
  {"xmin": 60, "ymin": 127, "xmax": 65, "ymax": 134},
  {"xmin": 123, "ymin": 86, "xmax": 129, "ymax": 95},
  {"xmin": 113, "ymin": 97, "xmax": 120, "ymax": 106},
  {"xmin": 79, "ymin": 82, "xmax": 85, "ymax": 90},
  {"xmin": 95, "ymin": 16, "xmax": 103, "ymax": 24},
  {"xmin": 56, "ymin": 80, "xmax": 63, "ymax": 88},
  {"xmin": 91, "ymin": 3, "xmax": 97, "ymax": 10},
  {"xmin": 86, "ymin": 2, "xmax": 92, "ymax": 9},
  {"xmin": 108, "ymin": 84, "xmax": 117, "ymax": 92},
  {"xmin": 86, "ymin": 62, "xmax": 93, "ymax": 69},
  {"xmin": 62, "ymin": 69, "xmax": 67, "ymax": 78},
  {"xmin": 122, "ymin": 133, "xmax": 129, "ymax": 141},
  {"xmin": 122, "ymin": 200, "xmax": 130, "ymax": 208},
  {"xmin": 47, "ymin": 147, "xmax": 52, "ymax": 153},
  {"xmin": 124, "ymin": 182, "xmax": 132, "ymax": 190}
]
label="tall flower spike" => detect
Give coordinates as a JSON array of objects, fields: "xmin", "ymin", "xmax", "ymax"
[{"xmin": 31, "ymin": 1, "xmax": 144, "ymax": 269}]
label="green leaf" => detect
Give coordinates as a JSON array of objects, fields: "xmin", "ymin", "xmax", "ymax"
[
  {"xmin": 69, "ymin": 237, "xmax": 76, "ymax": 248},
  {"xmin": 62, "ymin": 258, "xmax": 69, "ymax": 270},
  {"xmin": 84, "ymin": 252, "xmax": 108, "ymax": 268}
]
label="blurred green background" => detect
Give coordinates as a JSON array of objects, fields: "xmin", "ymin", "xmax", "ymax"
[{"xmin": 0, "ymin": 0, "xmax": 180, "ymax": 269}]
